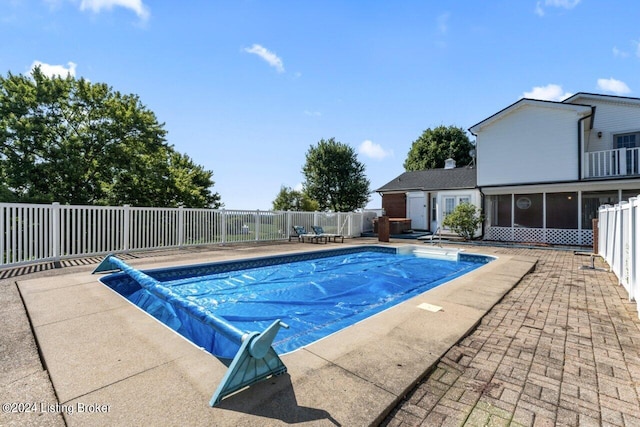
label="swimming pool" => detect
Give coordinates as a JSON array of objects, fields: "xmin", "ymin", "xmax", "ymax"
[{"xmin": 99, "ymin": 246, "xmax": 493, "ymax": 358}]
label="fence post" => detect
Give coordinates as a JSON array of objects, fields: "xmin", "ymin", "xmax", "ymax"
[
  {"xmin": 0, "ymin": 204, "xmax": 4, "ymax": 265},
  {"xmin": 123, "ymin": 205, "xmax": 130, "ymax": 252},
  {"xmin": 52, "ymin": 202, "xmax": 61, "ymax": 267},
  {"xmin": 221, "ymin": 209, "xmax": 227, "ymax": 244},
  {"xmin": 255, "ymin": 210, "xmax": 260, "ymax": 241},
  {"xmin": 178, "ymin": 205, "xmax": 184, "ymax": 248},
  {"xmin": 619, "ymin": 203, "xmax": 627, "ymax": 284},
  {"xmin": 592, "ymin": 218, "xmax": 598, "ymax": 255},
  {"xmin": 349, "ymin": 213, "xmax": 353, "ymax": 237},
  {"xmin": 628, "ymin": 198, "xmax": 636, "ymax": 301}
]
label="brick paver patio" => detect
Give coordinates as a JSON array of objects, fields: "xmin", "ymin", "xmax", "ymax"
[{"xmin": 383, "ymin": 247, "xmax": 640, "ymax": 426}]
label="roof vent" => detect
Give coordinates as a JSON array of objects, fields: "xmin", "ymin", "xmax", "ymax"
[{"xmin": 444, "ymin": 158, "xmax": 456, "ymax": 169}]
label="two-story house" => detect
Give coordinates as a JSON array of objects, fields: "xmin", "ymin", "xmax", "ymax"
[{"xmin": 469, "ymin": 92, "xmax": 640, "ymax": 246}]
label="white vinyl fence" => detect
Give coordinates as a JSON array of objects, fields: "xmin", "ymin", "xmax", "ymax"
[
  {"xmin": 0, "ymin": 202, "xmax": 377, "ymax": 268},
  {"xmin": 598, "ymin": 196, "xmax": 640, "ymax": 318}
]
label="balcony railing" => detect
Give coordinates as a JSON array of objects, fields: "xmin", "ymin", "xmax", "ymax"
[{"xmin": 584, "ymin": 147, "xmax": 640, "ymax": 178}]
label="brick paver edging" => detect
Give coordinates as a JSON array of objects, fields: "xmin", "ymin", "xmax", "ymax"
[{"xmin": 384, "ymin": 248, "xmax": 640, "ymax": 427}]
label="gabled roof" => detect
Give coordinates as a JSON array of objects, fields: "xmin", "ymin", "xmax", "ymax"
[
  {"xmin": 376, "ymin": 166, "xmax": 477, "ymax": 193},
  {"xmin": 468, "ymin": 98, "xmax": 592, "ymax": 135}
]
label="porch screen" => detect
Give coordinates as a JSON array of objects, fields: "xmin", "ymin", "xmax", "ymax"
[
  {"xmin": 622, "ymin": 189, "xmax": 640, "ymax": 201},
  {"xmin": 514, "ymin": 194, "xmax": 543, "ymax": 228},
  {"xmin": 582, "ymin": 191, "xmax": 618, "ymax": 229},
  {"xmin": 546, "ymin": 192, "xmax": 578, "ymax": 229},
  {"xmin": 489, "ymin": 195, "xmax": 511, "ymax": 227}
]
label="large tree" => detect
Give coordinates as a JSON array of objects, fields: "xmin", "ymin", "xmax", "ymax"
[
  {"xmin": 302, "ymin": 138, "xmax": 370, "ymax": 211},
  {"xmin": 403, "ymin": 125, "xmax": 474, "ymax": 171},
  {"xmin": 272, "ymin": 186, "xmax": 318, "ymax": 211},
  {"xmin": 0, "ymin": 67, "xmax": 221, "ymax": 208}
]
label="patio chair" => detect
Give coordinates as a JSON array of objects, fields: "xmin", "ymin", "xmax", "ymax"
[
  {"xmin": 312, "ymin": 226, "xmax": 344, "ymax": 243},
  {"xmin": 290, "ymin": 226, "xmax": 327, "ymax": 243}
]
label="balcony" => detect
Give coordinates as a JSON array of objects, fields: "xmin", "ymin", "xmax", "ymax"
[{"xmin": 584, "ymin": 147, "xmax": 640, "ymax": 179}]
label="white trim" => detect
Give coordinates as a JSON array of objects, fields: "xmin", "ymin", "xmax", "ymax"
[
  {"xmin": 470, "ymin": 98, "xmax": 592, "ymax": 134},
  {"xmin": 480, "ymin": 179, "xmax": 640, "ymax": 195}
]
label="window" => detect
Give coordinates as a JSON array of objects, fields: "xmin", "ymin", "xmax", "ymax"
[
  {"xmin": 546, "ymin": 192, "xmax": 578, "ymax": 229},
  {"xmin": 444, "ymin": 197, "xmax": 456, "ymax": 217},
  {"xmin": 616, "ymin": 133, "xmax": 637, "ymax": 149},
  {"xmin": 431, "ymin": 197, "xmax": 437, "ymax": 222},
  {"xmin": 441, "ymin": 195, "xmax": 473, "ymax": 230},
  {"xmin": 615, "ymin": 132, "xmax": 639, "ymax": 175},
  {"xmin": 514, "ymin": 193, "xmax": 543, "ymax": 228}
]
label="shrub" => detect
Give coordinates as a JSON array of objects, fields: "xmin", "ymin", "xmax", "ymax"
[{"xmin": 442, "ymin": 202, "xmax": 483, "ymax": 240}]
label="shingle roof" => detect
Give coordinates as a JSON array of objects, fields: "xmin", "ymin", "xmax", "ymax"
[{"xmin": 376, "ymin": 166, "xmax": 477, "ymax": 192}]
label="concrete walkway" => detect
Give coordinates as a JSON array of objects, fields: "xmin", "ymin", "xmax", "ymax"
[{"xmin": 1, "ymin": 241, "xmax": 639, "ymax": 426}]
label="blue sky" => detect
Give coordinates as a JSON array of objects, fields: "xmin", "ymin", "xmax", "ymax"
[{"xmin": 2, "ymin": 0, "xmax": 640, "ymax": 210}]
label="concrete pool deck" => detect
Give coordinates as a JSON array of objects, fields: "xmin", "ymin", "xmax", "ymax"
[{"xmin": 2, "ymin": 239, "xmax": 639, "ymax": 426}]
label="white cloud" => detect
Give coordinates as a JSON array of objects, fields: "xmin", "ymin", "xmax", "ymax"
[
  {"xmin": 79, "ymin": 0, "xmax": 149, "ymax": 20},
  {"xmin": 535, "ymin": 0, "xmax": 580, "ymax": 16},
  {"xmin": 437, "ymin": 12, "xmax": 450, "ymax": 34},
  {"xmin": 613, "ymin": 46, "xmax": 629, "ymax": 58},
  {"xmin": 30, "ymin": 60, "xmax": 77, "ymax": 77},
  {"xmin": 597, "ymin": 78, "xmax": 631, "ymax": 95},
  {"xmin": 523, "ymin": 84, "xmax": 572, "ymax": 101},
  {"xmin": 243, "ymin": 44, "xmax": 285, "ymax": 73},
  {"xmin": 358, "ymin": 140, "xmax": 393, "ymax": 161},
  {"xmin": 304, "ymin": 110, "xmax": 321, "ymax": 117},
  {"xmin": 545, "ymin": 0, "xmax": 580, "ymax": 8}
]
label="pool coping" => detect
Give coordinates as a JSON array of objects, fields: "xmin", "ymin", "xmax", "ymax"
[{"xmin": 17, "ymin": 242, "xmax": 537, "ymax": 426}]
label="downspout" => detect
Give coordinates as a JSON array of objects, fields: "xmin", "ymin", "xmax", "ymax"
[
  {"xmin": 469, "ymin": 128, "xmax": 484, "ymax": 239},
  {"xmin": 578, "ymin": 106, "xmax": 595, "ymax": 180}
]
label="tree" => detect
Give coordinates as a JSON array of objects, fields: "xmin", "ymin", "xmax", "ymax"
[
  {"xmin": 442, "ymin": 202, "xmax": 483, "ymax": 240},
  {"xmin": 272, "ymin": 186, "xmax": 318, "ymax": 211},
  {"xmin": 0, "ymin": 67, "xmax": 221, "ymax": 208},
  {"xmin": 302, "ymin": 138, "xmax": 370, "ymax": 211},
  {"xmin": 404, "ymin": 125, "xmax": 474, "ymax": 171}
]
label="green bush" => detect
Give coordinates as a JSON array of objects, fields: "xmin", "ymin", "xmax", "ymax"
[{"xmin": 442, "ymin": 202, "xmax": 483, "ymax": 240}]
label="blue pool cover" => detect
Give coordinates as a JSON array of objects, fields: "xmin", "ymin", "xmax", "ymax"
[{"xmin": 100, "ymin": 247, "xmax": 492, "ymax": 358}]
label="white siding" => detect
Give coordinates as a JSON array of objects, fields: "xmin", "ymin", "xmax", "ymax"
[
  {"xmin": 476, "ymin": 104, "xmax": 581, "ymax": 186},
  {"xmin": 581, "ymin": 100, "xmax": 640, "ymax": 152}
]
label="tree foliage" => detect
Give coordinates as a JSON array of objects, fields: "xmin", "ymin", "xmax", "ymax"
[
  {"xmin": 302, "ymin": 138, "xmax": 370, "ymax": 211},
  {"xmin": 0, "ymin": 68, "xmax": 221, "ymax": 208},
  {"xmin": 272, "ymin": 186, "xmax": 318, "ymax": 211},
  {"xmin": 442, "ymin": 202, "xmax": 483, "ymax": 240},
  {"xmin": 404, "ymin": 125, "xmax": 474, "ymax": 171}
]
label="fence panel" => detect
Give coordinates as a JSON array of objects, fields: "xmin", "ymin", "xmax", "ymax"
[
  {"xmin": 59, "ymin": 205, "xmax": 126, "ymax": 258},
  {"xmin": 0, "ymin": 203, "xmax": 54, "ymax": 266},
  {"xmin": 0, "ymin": 203, "xmax": 366, "ymax": 268},
  {"xmin": 598, "ymin": 197, "xmax": 640, "ymax": 318}
]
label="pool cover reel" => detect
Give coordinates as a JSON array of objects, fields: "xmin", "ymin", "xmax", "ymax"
[{"xmin": 93, "ymin": 254, "xmax": 288, "ymax": 406}]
